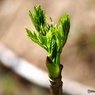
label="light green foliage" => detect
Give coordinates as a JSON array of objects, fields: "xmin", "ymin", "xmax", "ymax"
[{"xmin": 25, "ymin": 5, "xmax": 70, "ymax": 78}]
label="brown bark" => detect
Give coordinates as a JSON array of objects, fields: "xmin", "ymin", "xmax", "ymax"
[{"xmin": 49, "ymin": 65, "xmax": 63, "ymax": 95}]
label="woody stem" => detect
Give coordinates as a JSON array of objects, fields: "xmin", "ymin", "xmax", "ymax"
[{"xmin": 49, "ymin": 64, "xmax": 63, "ymax": 95}]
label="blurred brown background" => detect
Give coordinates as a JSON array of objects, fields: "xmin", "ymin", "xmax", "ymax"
[{"xmin": 0, "ymin": 0, "xmax": 95, "ymax": 95}]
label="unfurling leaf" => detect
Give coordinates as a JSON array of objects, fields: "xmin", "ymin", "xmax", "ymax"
[
  {"xmin": 29, "ymin": 5, "xmax": 47, "ymax": 35},
  {"xmin": 59, "ymin": 14, "xmax": 70, "ymax": 46}
]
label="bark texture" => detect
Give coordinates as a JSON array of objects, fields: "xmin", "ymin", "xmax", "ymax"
[{"xmin": 49, "ymin": 65, "xmax": 63, "ymax": 95}]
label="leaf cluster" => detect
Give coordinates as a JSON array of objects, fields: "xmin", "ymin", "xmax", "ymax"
[{"xmin": 25, "ymin": 5, "xmax": 70, "ymax": 78}]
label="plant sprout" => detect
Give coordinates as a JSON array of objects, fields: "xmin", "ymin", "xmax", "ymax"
[{"xmin": 25, "ymin": 4, "xmax": 70, "ymax": 95}]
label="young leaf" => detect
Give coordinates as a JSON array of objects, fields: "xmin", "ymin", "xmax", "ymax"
[
  {"xmin": 29, "ymin": 5, "xmax": 47, "ymax": 35},
  {"xmin": 38, "ymin": 34, "xmax": 47, "ymax": 50},
  {"xmin": 59, "ymin": 14, "xmax": 70, "ymax": 46},
  {"xmin": 29, "ymin": 10, "xmax": 41, "ymax": 32},
  {"xmin": 25, "ymin": 27, "xmax": 38, "ymax": 43}
]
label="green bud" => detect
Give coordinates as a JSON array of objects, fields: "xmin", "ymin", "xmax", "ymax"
[
  {"xmin": 25, "ymin": 5, "xmax": 70, "ymax": 78},
  {"xmin": 46, "ymin": 56, "xmax": 60, "ymax": 78}
]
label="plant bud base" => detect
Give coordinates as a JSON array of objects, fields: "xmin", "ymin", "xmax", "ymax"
[{"xmin": 49, "ymin": 65, "xmax": 63, "ymax": 95}]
